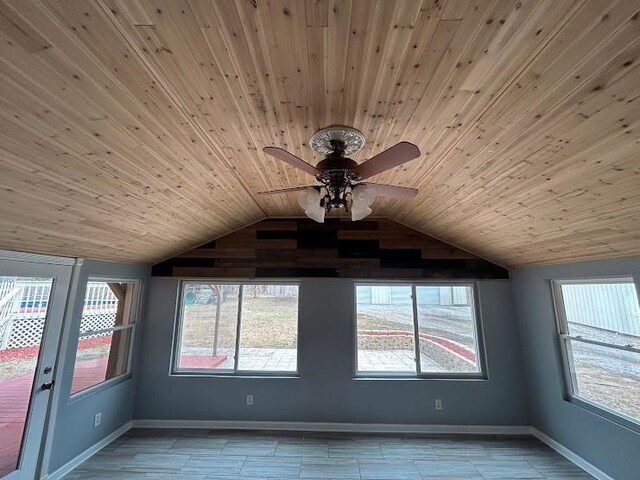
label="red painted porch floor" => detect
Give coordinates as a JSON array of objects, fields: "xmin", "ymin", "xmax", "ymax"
[{"xmin": 0, "ymin": 354, "xmax": 221, "ymax": 477}]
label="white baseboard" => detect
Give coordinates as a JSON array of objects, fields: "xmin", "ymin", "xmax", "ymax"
[
  {"xmin": 131, "ymin": 419, "xmax": 531, "ymax": 435},
  {"xmin": 531, "ymin": 428, "xmax": 614, "ymax": 480},
  {"xmin": 43, "ymin": 421, "xmax": 132, "ymax": 480}
]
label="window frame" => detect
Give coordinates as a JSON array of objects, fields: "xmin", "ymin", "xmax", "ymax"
[
  {"xmin": 69, "ymin": 277, "xmax": 141, "ymax": 400},
  {"xmin": 353, "ymin": 280, "xmax": 487, "ymax": 380},
  {"xmin": 171, "ymin": 279, "xmax": 301, "ymax": 377},
  {"xmin": 551, "ymin": 276, "xmax": 640, "ymax": 431}
]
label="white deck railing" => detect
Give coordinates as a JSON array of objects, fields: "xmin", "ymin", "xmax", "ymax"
[{"xmin": 0, "ymin": 279, "xmax": 118, "ymax": 349}]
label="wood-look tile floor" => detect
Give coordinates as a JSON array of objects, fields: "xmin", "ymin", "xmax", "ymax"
[{"xmin": 63, "ymin": 429, "xmax": 594, "ymax": 479}]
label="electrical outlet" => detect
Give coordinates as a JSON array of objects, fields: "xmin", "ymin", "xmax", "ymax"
[
  {"xmin": 434, "ymin": 399, "xmax": 443, "ymax": 410},
  {"xmin": 246, "ymin": 394, "xmax": 254, "ymax": 406},
  {"xmin": 93, "ymin": 412, "xmax": 102, "ymax": 428}
]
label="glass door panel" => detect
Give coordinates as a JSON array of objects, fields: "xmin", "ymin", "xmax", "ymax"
[
  {"xmin": 0, "ymin": 276, "xmax": 53, "ymax": 477},
  {"xmin": 0, "ymin": 257, "xmax": 72, "ymax": 480}
]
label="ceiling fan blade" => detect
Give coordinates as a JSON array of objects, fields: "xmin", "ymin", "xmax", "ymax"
[
  {"xmin": 256, "ymin": 185, "xmax": 319, "ymax": 195},
  {"xmin": 361, "ymin": 182, "xmax": 419, "ymax": 199},
  {"xmin": 352, "ymin": 142, "xmax": 420, "ymax": 179},
  {"xmin": 263, "ymin": 147, "xmax": 322, "ymax": 176}
]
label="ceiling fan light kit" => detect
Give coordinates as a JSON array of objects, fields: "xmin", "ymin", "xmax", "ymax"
[
  {"xmin": 351, "ymin": 206, "xmax": 373, "ymax": 222},
  {"xmin": 297, "ymin": 187, "xmax": 326, "ymax": 223},
  {"xmin": 350, "ymin": 184, "xmax": 376, "ymax": 221},
  {"xmin": 260, "ymin": 125, "xmax": 421, "ymax": 223}
]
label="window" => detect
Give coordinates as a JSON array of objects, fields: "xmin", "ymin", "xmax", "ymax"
[
  {"xmin": 174, "ymin": 282, "xmax": 299, "ymax": 374},
  {"xmin": 70, "ymin": 280, "xmax": 139, "ymax": 395},
  {"xmin": 553, "ymin": 278, "xmax": 640, "ymax": 426},
  {"xmin": 355, "ymin": 283, "xmax": 484, "ymax": 376}
]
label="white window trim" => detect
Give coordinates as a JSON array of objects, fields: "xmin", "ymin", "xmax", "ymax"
[
  {"xmin": 171, "ymin": 280, "xmax": 300, "ymax": 377},
  {"xmin": 353, "ymin": 280, "xmax": 487, "ymax": 379},
  {"xmin": 69, "ymin": 277, "xmax": 141, "ymax": 400},
  {"xmin": 551, "ymin": 277, "xmax": 640, "ymax": 432}
]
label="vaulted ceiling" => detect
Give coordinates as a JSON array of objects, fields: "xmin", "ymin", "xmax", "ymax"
[{"xmin": 0, "ymin": 0, "xmax": 639, "ymax": 267}]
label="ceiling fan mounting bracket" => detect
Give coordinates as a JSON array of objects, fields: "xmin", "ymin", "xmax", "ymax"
[{"xmin": 310, "ymin": 125, "xmax": 365, "ymax": 157}]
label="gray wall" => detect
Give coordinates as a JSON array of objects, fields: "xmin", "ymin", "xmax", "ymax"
[
  {"xmin": 47, "ymin": 260, "xmax": 149, "ymax": 473},
  {"xmin": 134, "ymin": 278, "xmax": 529, "ymax": 426},
  {"xmin": 512, "ymin": 256, "xmax": 640, "ymax": 480}
]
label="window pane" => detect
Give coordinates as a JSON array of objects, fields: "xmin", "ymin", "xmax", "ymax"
[
  {"xmin": 567, "ymin": 339, "xmax": 640, "ymax": 423},
  {"xmin": 80, "ymin": 281, "xmax": 135, "ymax": 334},
  {"xmin": 415, "ymin": 286, "xmax": 480, "ymax": 373},
  {"xmin": 356, "ymin": 285, "xmax": 415, "ymax": 373},
  {"xmin": 560, "ymin": 281, "xmax": 640, "ymax": 348},
  {"xmin": 0, "ymin": 276, "xmax": 53, "ymax": 477},
  {"xmin": 70, "ymin": 327, "xmax": 133, "ymax": 394},
  {"xmin": 176, "ymin": 284, "xmax": 239, "ymax": 371},
  {"xmin": 237, "ymin": 285, "xmax": 298, "ymax": 372},
  {"xmin": 71, "ymin": 279, "xmax": 137, "ymax": 395}
]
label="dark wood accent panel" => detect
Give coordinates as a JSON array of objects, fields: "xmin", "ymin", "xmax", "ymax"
[{"xmin": 151, "ymin": 218, "xmax": 509, "ymax": 279}]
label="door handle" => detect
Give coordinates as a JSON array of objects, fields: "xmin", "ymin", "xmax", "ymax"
[{"xmin": 41, "ymin": 381, "xmax": 55, "ymax": 391}]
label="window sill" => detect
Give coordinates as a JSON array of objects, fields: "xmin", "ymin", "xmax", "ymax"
[
  {"xmin": 68, "ymin": 373, "xmax": 132, "ymax": 404},
  {"xmin": 566, "ymin": 395, "xmax": 640, "ymax": 434},
  {"xmin": 170, "ymin": 371, "xmax": 301, "ymax": 379},
  {"xmin": 353, "ymin": 374, "xmax": 487, "ymax": 381}
]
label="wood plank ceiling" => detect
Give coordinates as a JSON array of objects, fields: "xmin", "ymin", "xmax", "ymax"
[{"xmin": 0, "ymin": 0, "xmax": 639, "ymax": 267}]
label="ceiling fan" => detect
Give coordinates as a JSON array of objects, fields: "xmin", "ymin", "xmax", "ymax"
[{"xmin": 258, "ymin": 126, "xmax": 421, "ymax": 223}]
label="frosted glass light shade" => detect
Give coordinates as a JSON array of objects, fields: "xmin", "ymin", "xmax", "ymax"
[
  {"xmin": 351, "ymin": 185, "xmax": 375, "ymax": 208},
  {"xmin": 297, "ymin": 187, "xmax": 325, "ymax": 223},
  {"xmin": 298, "ymin": 187, "xmax": 321, "ymax": 210},
  {"xmin": 351, "ymin": 185, "xmax": 375, "ymax": 221},
  {"xmin": 351, "ymin": 206, "xmax": 372, "ymax": 221},
  {"xmin": 305, "ymin": 206, "xmax": 325, "ymax": 223}
]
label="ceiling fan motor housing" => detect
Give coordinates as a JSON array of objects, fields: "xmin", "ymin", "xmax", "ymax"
[{"xmin": 316, "ymin": 155, "xmax": 359, "ymax": 172}]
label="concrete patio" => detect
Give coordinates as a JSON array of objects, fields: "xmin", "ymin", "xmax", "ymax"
[{"xmin": 178, "ymin": 348, "xmax": 435, "ymax": 373}]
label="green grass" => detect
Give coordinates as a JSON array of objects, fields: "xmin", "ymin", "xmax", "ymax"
[{"xmin": 181, "ymin": 296, "xmax": 298, "ymax": 350}]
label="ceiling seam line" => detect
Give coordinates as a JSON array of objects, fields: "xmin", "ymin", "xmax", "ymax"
[
  {"xmin": 200, "ymin": 1, "xmax": 294, "ymax": 197},
  {"xmin": 384, "ymin": 0, "xmax": 502, "ymax": 195},
  {"xmin": 362, "ymin": 0, "xmax": 434, "ymax": 165},
  {"xmin": 399, "ymin": 2, "xmax": 640, "ymax": 220},
  {"xmin": 162, "ymin": 0, "xmax": 287, "ymax": 205},
  {"xmin": 96, "ymin": 0, "xmax": 267, "ymax": 218},
  {"xmin": 251, "ymin": 2, "xmax": 314, "ymax": 188},
  {"xmin": 407, "ymin": 0, "xmax": 590, "ymax": 194},
  {"xmin": 15, "ymin": 1, "xmax": 239, "ymax": 218}
]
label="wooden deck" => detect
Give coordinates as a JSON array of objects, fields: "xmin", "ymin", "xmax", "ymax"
[
  {"xmin": 0, "ymin": 354, "xmax": 225, "ymax": 477},
  {"xmin": 0, "ymin": 371, "xmax": 30, "ymax": 477},
  {"xmin": 0, "ymin": 358, "xmax": 109, "ymax": 477}
]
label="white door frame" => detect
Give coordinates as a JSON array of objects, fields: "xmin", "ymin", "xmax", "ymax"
[
  {"xmin": 0, "ymin": 250, "xmax": 79, "ymax": 480},
  {"xmin": 38, "ymin": 258, "xmax": 84, "ymax": 478}
]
